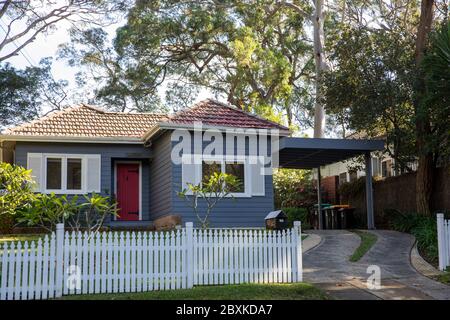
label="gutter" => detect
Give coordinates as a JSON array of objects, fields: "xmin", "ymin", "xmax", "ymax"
[
  {"xmin": 143, "ymin": 122, "xmax": 291, "ymax": 142},
  {"xmin": 0, "ymin": 134, "xmax": 144, "ymax": 144}
]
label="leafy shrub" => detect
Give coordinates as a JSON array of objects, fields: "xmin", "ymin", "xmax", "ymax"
[
  {"xmin": 273, "ymin": 169, "xmax": 316, "ymax": 208},
  {"xmin": 282, "ymin": 207, "xmax": 311, "ymax": 229},
  {"xmin": 387, "ymin": 209, "xmax": 439, "ymax": 265},
  {"xmin": 0, "ymin": 162, "xmax": 35, "ymax": 216},
  {"xmin": 18, "ymin": 192, "xmax": 118, "ymax": 234}
]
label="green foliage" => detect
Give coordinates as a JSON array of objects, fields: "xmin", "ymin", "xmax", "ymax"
[
  {"xmin": 178, "ymin": 172, "xmax": 241, "ymax": 229},
  {"xmin": 18, "ymin": 193, "xmax": 80, "ymax": 232},
  {"xmin": 0, "ymin": 58, "xmax": 68, "ymax": 128},
  {"xmin": 349, "ymin": 230, "xmax": 378, "ymax": 262},
  {"xmin": 323, "ymin": 27, "xmax": 417, "ymax": 171},
  {"xmin": 58, "ymin": 28, "xmax": 165, "ymax": 113},
  {"xmin": 60, "ymin": 1, "xmax": 316, "ymax": 127},
  {"xmin": 422, "ymin": 22, "xmax": 450, "ymax": 163},
  {"xmin": 387, "ymin": 210, "xmax": 439, "ymax": 264},
  {"xmin": 282, "ymin": 207, "xmax": 311, "ymax": 229},
  {"xmin": 337, "ymin": 177, "xmax": 367, "ymax": 199},
  {"xmin": 273, "ymin": 169, "xmax": 315, "ymax": 208},
  {"xmin": 18, "ymin": 192, "xmax": 118, "ymax": 234},
  {"xmin": 0, "ymin": 162, "xmax": 35, "ymax": 216},
  {"xmin": 61, "ymin": 283, "xmax": 329, "ymax": 300}
]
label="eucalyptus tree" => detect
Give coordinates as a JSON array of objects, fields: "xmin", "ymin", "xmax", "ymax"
[
  {"xmin": 60, "ymin": 0, "xmax": 315, "ymax": 127},
  {"xmin": 0, "ymin": 0, "xmax": 127, "ymax": 62}
]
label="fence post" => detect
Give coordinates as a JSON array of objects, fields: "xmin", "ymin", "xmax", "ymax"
[
  {"xmin": 55, "ymin": 223, "xmax": 64, "ymax": 298},
  {"xmin": 293, "ymin": 221, "xmax": 303, "ymax": 282},
  {"xmin": 437, "ymin": 213, "xmax": 446, "ymax": 271},
  {"xmin": 185, "ymin": 222, "xmax": 194, "ymax": 289}
]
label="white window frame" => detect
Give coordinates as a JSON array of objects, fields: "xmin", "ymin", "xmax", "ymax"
[
  {"xmin": 201, "ymin": 155, "xmax": 251, "ymax": 198},
  {"xmin": 43, "ymin": 153, "xmax": 88, "ymax": 194}
]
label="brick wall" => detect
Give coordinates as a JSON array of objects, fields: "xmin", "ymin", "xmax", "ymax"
[{"xmin": 321, "ymin": 176, "xmax": 340, "ymax": 204}]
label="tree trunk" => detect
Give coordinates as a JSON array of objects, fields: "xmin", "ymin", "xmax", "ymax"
[
  {"xmin": 313, "ymin": 0, "xmax": 328, "ymax": 138},
  {"xmin": 414, "ymin": 0, "xmax": 435, "ymax": 216}
]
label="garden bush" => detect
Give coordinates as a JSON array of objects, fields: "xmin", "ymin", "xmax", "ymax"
[
  {"xmin": 387, "ymin": 209, "xmax": 440, "ymax": 265},
  {"xmin": 282, "ymin": 207, "xmax": 311, "ymax": 229},
  {"xmin": 18, "ymin": 192, "xmax": 118, "ymax": 234},
  {"xmin": 0, "ymin": 162, "xmax": 35, "ymax": 216},
  {"xmin": 273, "ymin": 169, "xmax": 316, "ymax": 209}
]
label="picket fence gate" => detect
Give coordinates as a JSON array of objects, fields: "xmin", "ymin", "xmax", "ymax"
[
  {"xmin": 437, "ymin": 213, "xmax": 450, "ymax": 271},
  {"xmin": 0, "ymin": 221, "xmax": 302, "ymax": 300}
]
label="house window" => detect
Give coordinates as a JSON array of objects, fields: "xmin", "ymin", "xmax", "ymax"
[
  {"xmin": 201, "ymin": 158, "xmax": 247, "ymax": 195},
  {"xmin": 202, "ymin": 160, "xmax": 221, "ymax": 184},
  {"xmin": 67, "ymin": 158, "xmax": 82, "ymax": 190},
  {"xmin": 46, "ymin": 158, "xmax": 62, "ymax": 189},
  {"xmin": 27, "ymin": 153, "xmax": 101, "ymax": 194},
  {"xmin": 339, "ymin": 172, "xmax": 347, "ymax": 185},
  {"xmin": 382, "ymin": 160, "xmax": 392, "ymax": 178},
  {"xmin": 225, "ymin": 162, "xmax": 245, "ymax": 193},
  {"xmin": 45, "ymin": 156, "xmax": 83, "ymax": 192}
]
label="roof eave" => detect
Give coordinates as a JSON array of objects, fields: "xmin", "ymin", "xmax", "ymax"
[
  {"xmin": 0, "ymin": 135, "xmax": 144, "ymax": 144},
  {"xmin": 144, "ymin": 122, "xmax": 290, "ymax": 140}
]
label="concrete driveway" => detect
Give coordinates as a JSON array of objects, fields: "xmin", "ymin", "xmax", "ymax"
[{"xmin": 303, "ymin": 230, "xmax": 450, "ymax": 300}]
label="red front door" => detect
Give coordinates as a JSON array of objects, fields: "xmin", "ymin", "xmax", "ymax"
[{"xmin": 116, "ymin": 163, "xmax": 140, "ymax": 221}]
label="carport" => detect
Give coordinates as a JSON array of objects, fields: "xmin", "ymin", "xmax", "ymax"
[{"xmin": 276, "ymin": 137, "xmax": 385, "ymax": 230}]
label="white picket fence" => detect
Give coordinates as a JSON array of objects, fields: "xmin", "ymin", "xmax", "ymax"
[
  {"xmin": 437, "ymin": 213, "xmax": 450, "ymax": 271},
  {"xmin": 0, "ymin": 221, "xmax": 302, "ymax": 300}
]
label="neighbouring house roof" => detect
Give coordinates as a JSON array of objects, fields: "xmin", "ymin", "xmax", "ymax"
[{"xmin": 0, "ymin": 99, "xmax": 290, "ymax": 142}]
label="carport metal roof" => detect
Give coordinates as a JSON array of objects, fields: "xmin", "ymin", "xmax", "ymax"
[
  {"xmin": 277, "ymin": 137, "xmax": 385, "ymax": 169},
  {"xmin": 276, "ymin": 136, "xmax": 385, "ymax": 230}
]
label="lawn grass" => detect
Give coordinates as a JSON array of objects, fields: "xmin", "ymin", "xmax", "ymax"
[
  {"xmin": 349, "ymin": 230, "xmax": 377, "ymax": 262},
  {"xmin": 436, "ymin": 272, "xmax": 450, "ymax": 285},
  {"xmin": 60, "ymin": 283, "xmax": 329, "ymax": 300},
  {"xmin": 0, "ymin": 234, "xmax": 46, "ymax": 244}
]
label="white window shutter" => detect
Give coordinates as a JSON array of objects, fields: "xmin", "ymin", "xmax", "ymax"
[
  {"xmin": 27, "ymin": 153, "xmax": 43, "ymax": 192},
  {"xmin": 86, "ymin": 155, "xmax": 101, "ymax": 193},
  {"xmin": 182, "ymin": 154, "xmax": 200, "ymax": 192},
  {"xmin": 250, "ymin": 156, "xmax": 266, "ymax": 196}
]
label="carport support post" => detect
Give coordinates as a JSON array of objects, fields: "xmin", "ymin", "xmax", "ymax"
[
  {"xmin": 317, "ymin": 167, "xmax": 323, "ymax": 229},
  {"xmin": 365, "ymin": 152, "xmax": 375, "ymax": 229}
]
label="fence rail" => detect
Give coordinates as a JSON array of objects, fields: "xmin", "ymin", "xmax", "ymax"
[
  {"xmin": 437, "ymin": 213, "xmax": 450, "ymax": 271},
  {"xmin": 0, "ymin": 222, "xmax": 302, "ymax": 300}
]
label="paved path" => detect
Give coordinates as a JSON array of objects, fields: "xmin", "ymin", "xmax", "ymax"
[{"xmin": 303, "ymin": 230, "xmax": 450, "ymax": 300}]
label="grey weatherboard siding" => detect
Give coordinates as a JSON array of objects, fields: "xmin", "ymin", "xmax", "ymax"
[
  {"xmin": 170, "ymin": 131, "xmax": 275, "ymax": 227},
  {"xmin": 14, "ymin": 131, "xmax": 276, "ymax": 228},
  {"xmin": 15, "ymin": 142, "xmax": 152, "ymax": 223}
]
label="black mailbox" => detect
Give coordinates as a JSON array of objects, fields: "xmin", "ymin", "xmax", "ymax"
[{"xmin": 265, "ymin": 210, "xmax": 289, "ymax": 230}]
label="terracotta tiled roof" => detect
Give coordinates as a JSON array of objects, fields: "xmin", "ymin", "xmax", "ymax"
[
  {"xmin": 4, "ymin": 104, "xmax": 168, "ymax": 138},
  {"xmin": 2, "ymin": 99, "xmax": 289, "ymax": 140},
  {"xmin": 168, "ymin": 99, "xmax": 289, "ymax": 132}
]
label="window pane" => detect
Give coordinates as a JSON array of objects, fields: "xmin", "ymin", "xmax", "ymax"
[
  {"xmin": 202, "ymin": 161, "xmax": 221, "ymax": 185},
  {"xmin": 46, "ymin": 158, "xmax": 61, "ymax": 189},
  {"xmin": 67, "ymin": 158, "xmax": 82, "ymax": 190},
  {"xmin": 225, "ymin": 162, "xmax": 245, "ymax": 193}
]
